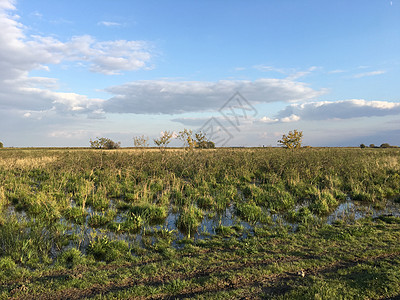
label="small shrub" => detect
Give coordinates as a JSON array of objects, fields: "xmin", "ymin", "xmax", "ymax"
[
  {"xmin": 90, "ymin": 137, "xmax": 121, "ymax": 149},
  {"xmin": 278, "ymin": 129, "xmax": 303, "ymax": 149},
  {"xmin": 195, "ymin": 131, "xmax": 215, "ymax": 149}
]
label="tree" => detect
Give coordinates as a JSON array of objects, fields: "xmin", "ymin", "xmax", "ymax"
[
  {"xmin": 369, "ymin": 144, "xmax": 376, "ymax": 148},
  {"xmin": 360, "ymin": 144, "xmax": 366, "ymax": 149},
  {"xmin": 177, "ymin": 128, "xmax": 197, "ymax": 150},
  {"xmin": 90, "ymin": 137, "xmax": 121, "ymax": 149},
  {"xmin": 0, "ymin": 141, "xmax": 3, "ymax": 148},
  {"xmin": 278, "ymin": 130, "xmax": 303, "ymax": 149},
  {"xmin": 153, "ymin": 131, "xmax": 173, "ymax": 150},
  {"xmin": 195, "ymin": 131, "xmax": 215, "ymax": 149},
  {"xmin": 133, "ymin": 135, "xmax": 149, "ymax": 148},
  {"xmin": 380, "ymin": 143, "xmax": 391, "ymax": 148}
]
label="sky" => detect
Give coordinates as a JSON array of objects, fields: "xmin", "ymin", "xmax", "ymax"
[{"xmin": 1, "ymin": 0, "xmax": 400, "ymax": 147}]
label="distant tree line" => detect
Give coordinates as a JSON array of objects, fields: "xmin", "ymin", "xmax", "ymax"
[
  {"xmin": 90, "ymin": 129, "xmax": 215, "ymax": 150},
  {"xmin": 92, "ymin": 129, "xmax": 308, "ymax": 150},
  {"xmin": 360, "ymin": 143, "xmax": 398, "ymax": 149}
]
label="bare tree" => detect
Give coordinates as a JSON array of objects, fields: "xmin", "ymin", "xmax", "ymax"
[
  {"xmin": 153, "ymin": 131, "xmax": 174, "ymax": 150},
  {"xmin": 177, "ymin": 128, "xmax": 197, "ymax": 150},
  {"xmin": 133, "ymin": 135, "xmax": 149, "ymax": 148}
]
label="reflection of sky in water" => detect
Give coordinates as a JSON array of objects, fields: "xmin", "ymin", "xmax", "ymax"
[
  {"xmin": 4, "ymin": 198, "xmax": 400, "ymax": 253},
  {"xmin": 326, "ymin": 199, "xmax": 400, "ymax": 224}
]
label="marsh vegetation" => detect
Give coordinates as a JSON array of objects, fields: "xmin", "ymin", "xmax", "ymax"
[{"xmin": 1, "ymin": 147, "xmax": 400, "ymax": 299}]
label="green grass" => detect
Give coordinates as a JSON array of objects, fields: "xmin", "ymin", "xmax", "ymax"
[{"xmin": 0, "ymin": 147, "xmax": 400, "ymax": 298}]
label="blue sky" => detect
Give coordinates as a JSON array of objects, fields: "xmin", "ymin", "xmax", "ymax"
[{"xmin": 1, "ymin": 0, "xmax": 399, "ymax": 147}]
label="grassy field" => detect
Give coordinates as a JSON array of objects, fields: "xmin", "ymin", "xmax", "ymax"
[{"xmin": 1, "ymin": 147, "xmax": 400, "ymax": 299}]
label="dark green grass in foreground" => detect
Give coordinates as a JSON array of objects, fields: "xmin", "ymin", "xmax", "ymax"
[
  {"xmin": 0, "ymin": 148, "xmax": 400, "ymax": 299},
  {"xmin": 1, "ymin": 217, "xmax": 400, "ymax": 299}
]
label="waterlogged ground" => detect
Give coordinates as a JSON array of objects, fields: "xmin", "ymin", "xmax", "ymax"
[
  {"xmin": 5, "ymin": 196, "xmax": 400, "ymax": 252},
  {"xmin": 1, "ymin": 148, "xmax": 400, "ymax": 299}
]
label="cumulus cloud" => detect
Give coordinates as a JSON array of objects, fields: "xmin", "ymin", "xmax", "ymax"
[
  {"xmin": 259, "ymin": 116, "xmax": 278, "ymax": 123},
  {"xmin": 281, "ymin": 114, "xmax": 300, "ymax": 123},
  {"xmin": 23, "ymin": 35, "xmax": 153, "ymax": 75},
  {"xmin": 0, "ymin": 1, "xmax": 152, "ymax": 81},
  {"xmin": 0, "ymin": 0, "xmax": 151, "ymax": 119},
  {"xmin": 275, "ymin": 99, "xmax": 400, "ymax": 121},
  {"xmin": 103, "ymin": 79, "xmax": 325, "ymax": 114}
]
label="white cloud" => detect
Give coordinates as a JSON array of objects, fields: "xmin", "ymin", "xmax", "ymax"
[
  {"xmin": 286, "ymin": 66, "xmax": 318, "ymax": 80},
  {"xmin": 0, "ymin": 0, "xmax": 152, "ymax": 118},
  {"xmin": 275, "ymin": 99, "xmax": 400, "ymax": 121},
  {"xmin": 328, "ymin": 69, "xmax": 345, "ymax": 74},
  {"xmin": 353, "ymin": 70, "xmax": 386, "ymax": 78},
  {"xmin": 104, "ymin": 79, "xmax": 325, "ymax": 114},
  {"xmin": 253, "ymin": 65, "xmax": 318, "ymax": 80},
  {"xmin": 260, "ymin": 116, "xmax": 278, "ymax": 123},
  {"xmin": 253, "ymin": 65, "xmax": 285, "ymax": 73},
  {"xmin": 0, "ymin": 1, "xmax": 152, "ymax": 81},
  {"xmin": 281, "ymin": 114, "xmax": 300, "ymax": 123},
  {"xmin": 23, "ymin": 35, "xmax": 153, "ymax": 75},
  {"xmin": 0, "ymin": 0, "xmax": 15, "ymax": 10},
  {"xmin": 97, "ymin": 21, "xmax": 122, "ymax": 27},
  {"xmin": 88, "ymin": 40, "xmax": 152, "ymax": 74},
  {"xmin": 48, "ymin": 129, "xmax": 90, "ymax": 139}
]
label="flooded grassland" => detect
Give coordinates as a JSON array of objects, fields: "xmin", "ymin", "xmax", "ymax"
[{"xmin": 1, "ymin": 148, "xmax": 400, "ymax": 299}]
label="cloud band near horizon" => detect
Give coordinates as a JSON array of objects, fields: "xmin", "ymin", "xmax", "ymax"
[{"xmin": 103, "ymin": 79, "xmax": 325, "ymax": 114}]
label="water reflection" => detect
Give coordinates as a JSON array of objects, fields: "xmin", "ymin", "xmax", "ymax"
[{"xmin": 4, "ymin": 197, "xmax": 400, "ymax": 252}]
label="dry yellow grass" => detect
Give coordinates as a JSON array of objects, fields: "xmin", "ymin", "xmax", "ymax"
[{"xmin": 0, "ymin": 156, "xmax": 58, "ymax": 169}]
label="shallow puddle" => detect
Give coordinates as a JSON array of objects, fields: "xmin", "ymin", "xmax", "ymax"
[
  {"xmin": 3, "ymin": 197, "xmax": 400, "ymax": 253},
  {"xmin": 326, "ymin": 198, "xmax": 400, "ymax": 224}
]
